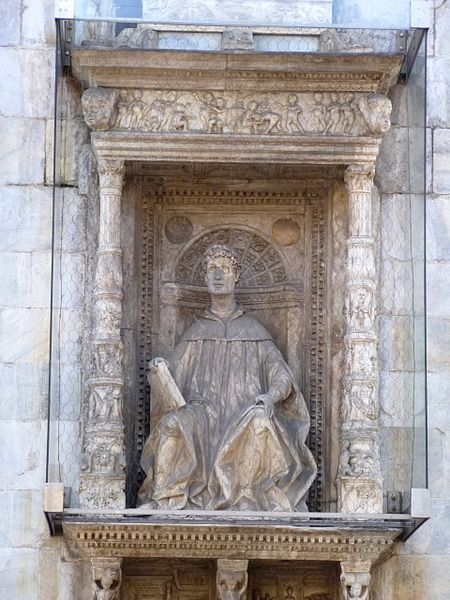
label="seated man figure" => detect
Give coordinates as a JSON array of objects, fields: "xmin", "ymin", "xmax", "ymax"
[{"xmin": 138, "ymin": 244, "xmax": 316, "ymax": 511}]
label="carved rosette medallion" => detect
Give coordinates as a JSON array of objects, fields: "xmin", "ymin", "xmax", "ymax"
[
  {"xmin": 80, "ymin": 159, "xmax": 126, "ymax": 509},
  {"xmin": 338, "ymin": 164, "xmax": 383, "ymax": 514}
]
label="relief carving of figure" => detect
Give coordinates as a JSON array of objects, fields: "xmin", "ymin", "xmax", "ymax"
[
  {"xmin": 138, "ymin": 244, "xmax": 316, "ymax": 511},
  {"xmin": 92, "ymin": 568, "xmax": 121, "ymax": 600}
]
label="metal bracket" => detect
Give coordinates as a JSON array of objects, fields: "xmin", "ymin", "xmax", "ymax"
[
  {"xmin": 399, "ymin": 28, "xmax": 426, "ymax": 82},
  {"xmin": 386, "ymin": 491, "xmax": 403, "ymax": 514},
  {"xmin": 60, "ymin": 20, "xmax": 73, "ymax": 72}
]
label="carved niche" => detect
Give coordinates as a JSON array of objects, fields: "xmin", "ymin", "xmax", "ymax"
[
  {"xmin": 121, "ymin": 559, "xmax": 338, "ymax": 600},
  {"xmin": 124, "ymin": 174, "xmax": 332, "ymax": 511}
]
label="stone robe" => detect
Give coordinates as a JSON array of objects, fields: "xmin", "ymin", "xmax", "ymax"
[{"xmin": 138, "ymin": 308, "xmax": 316, "ymax": 511}]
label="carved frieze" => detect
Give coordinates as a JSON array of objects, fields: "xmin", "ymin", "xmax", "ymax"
[
  {"xmin": 82, "ymin": 87, "xmax": 391, "ymax": 138},
  {"xmin": 110, "ymin": 89, "xmax": 391, "ymax": 137}
]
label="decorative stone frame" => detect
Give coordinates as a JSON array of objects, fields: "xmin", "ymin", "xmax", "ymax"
[{"xmin": 66, "ymin": 45, "xmax": 404, "ymax": 598}]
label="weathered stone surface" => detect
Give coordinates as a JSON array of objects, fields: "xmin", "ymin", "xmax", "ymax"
[
  {"xmin": 379, "ymin": 258, "xmax": 414, "ymax": 316},
  {"xmin": 0, "ymin": 119, "xmax": 45, "ymax": 185},
  {"xmin": 0, "ymin": 252, "xmax": 32, "ymax": 307},
  {"xmin": 0, "ymin": 420, "xmax": 46, "ymax": 489},
  {"xmin": 427, "ymin": 261, "xmax": 450, "ymax": 317},
  {"xmin": 427, "ymin": 57, "xmax": 450, "ymax": 128},
  {"xmin": 31, "ymin": 251, "xmax": 51, "ymax": 309},
  {"xmin": 0, "ymin": 48, "xmax": 54, "ymax": 119},
  {"xmin": 379, "ymin": 371, "xmax": 415, "ymax": 428},
  {"xmin": 375, "ymin": 126, "xmax": 409, "ymax": 193},
  {"xmin": 392, "ymin": 554, "xmax": 450, "ymax": 599},
  {"xmin": 0, "ymin": 362, "xmax": 48, "ymax": 420},
  {"xmin": 0, "ymin": 548, "xmax": 38, "ymax": 600},
  {"xmin": 38, "ymin": 542, "xmax": 91, "ymax": 600},
  {"xmin": 427, "ymin": 426, "xmax": 450, "ymax": 500},
  {"xmin": 21, "ymin": 0, "xmax": 55, "ymax": 46},
  {"xmin": 427, "ymin": 195, "xmax": 450, "ymax": 261},
  {"xmin": 379, "ymin": 316, "xmax": 415, "ymax": 371},
  {"xmin": 427, "ymin": 316, "xmax": 450, "ymax": 372},
  {"xmin": 435, "ymin": 0, "xmax": 450, "ymax": 58},
  {"xmin": 0, "ymin": 0, "xmax": 20, "ymax": 46},
  {"xmin": 46, "ymin": 118, "xmax": 90, "ymax": 185},
  {"xmin": 0, "ymin": 490, "xmax": 48, "ymax": 546},
  {"xmin": 0, "ymin": 185, "xmax": 52, "ymax": 252},
  {"xmin": 433, "ymin": 128, "xmax": 450, "ymax": 194},
  {"xmin": 0, "ymin": 308, "xmax": 49, "ymax": 363},
  {"xmin": 428, "ymin": 373, "xmax": 450, "ymax": 431}
]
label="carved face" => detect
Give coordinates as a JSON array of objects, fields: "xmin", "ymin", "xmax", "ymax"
[
  {"xmin": 82, "ymin": 88, "xmax": 118, "ymax": 131},
  {"xmin": 349, "ymin": 583, "xmax": 362, "ymax": 597},
  {"xmin": 205, "ymin": 256, "xmax": 238, "ymax": 296}
]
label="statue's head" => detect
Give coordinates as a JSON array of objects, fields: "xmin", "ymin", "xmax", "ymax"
[{"xmin": 204, "ymin": 244, "xmax": 241, "ymax": 296}]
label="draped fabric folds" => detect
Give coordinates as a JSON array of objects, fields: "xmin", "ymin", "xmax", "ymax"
[{"xmin": 138, "ymin": 309, "xmax": 316, "ymax": 511}]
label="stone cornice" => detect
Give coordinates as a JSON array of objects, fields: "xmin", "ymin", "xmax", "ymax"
[
  {"xmin": 90, "ymin": 132, "xmax": 383, "ymax": 166},
  {"xmin": 62, "ymin": 519, "xmax": 401, "ymax": 565},
  {"xmin": 72, "ymin": 49, "xmax": 402, "ymax": 94}
]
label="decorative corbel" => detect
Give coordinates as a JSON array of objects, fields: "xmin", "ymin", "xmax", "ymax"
[
  {"xmin": 91, "ymin": 558, "xmax": 122, "ymax": 600},
  {"xmin": 82, "ymin": 87, "xmax": 119, "ymax": 131},
  {"xmin": 216, "ymin": 559, "xmax": 249, "ymax": 600},
  {"xmin": 340, "ymin": 561, "xmax": 371, "ymax": 599}
]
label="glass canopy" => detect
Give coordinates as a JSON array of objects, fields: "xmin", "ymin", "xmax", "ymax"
[
  {"xmin": 72, "ymin": 0, "xmax": 414, "ymax": 28},
  {"xmin": 48, "ymin": 11, "xmax": 427, "ymax": 524}
]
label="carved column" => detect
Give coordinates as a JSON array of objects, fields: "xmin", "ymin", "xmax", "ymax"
[
  {"xmin": 337, "ymin": 164, "xmax": 383, "ymax": 514},
  {"xmin": 340, "ymin": 561, "xmax": 371, "ymax": 600},
  {"xmin": 80, "ymin": 159, "xmax": 126, "ymax": 508},
  {"xmin": 216, "ymin": 559, "xmax": 248, "ymax": 600},
  {"xmin": 91, "ymin": 558, "xmax": 122, "ymax": 600}
]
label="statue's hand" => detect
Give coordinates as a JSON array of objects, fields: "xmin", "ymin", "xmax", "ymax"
[{"xmin": 256, "ymin": 393, "xmax": 274, "ymax": 419}]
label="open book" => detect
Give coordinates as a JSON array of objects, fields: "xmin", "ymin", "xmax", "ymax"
[{"xmin": 147, "ymin": 359, "xmax": 186, "ymax": 415}]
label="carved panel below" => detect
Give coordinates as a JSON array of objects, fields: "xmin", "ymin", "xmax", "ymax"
[{"xmin": 121, "ymin": 560, "xmax": 338, "ymax": 600}]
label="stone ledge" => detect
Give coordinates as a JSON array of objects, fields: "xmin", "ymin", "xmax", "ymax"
[{"xmin": 59, "ymin": 511, "xmax": 411, "ymax": 564}]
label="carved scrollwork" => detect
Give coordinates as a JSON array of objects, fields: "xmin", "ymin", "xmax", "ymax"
[
  {"xmin": 175, "ymin": 228, "xmax": 287, "ymax": 288},
  {"xmin": 339, "ymin": 439, "xmax": 379, "ymax": 479},
  {"xmin": 81, "ymin": 433, "xmax": 126, "ymax": 475}
]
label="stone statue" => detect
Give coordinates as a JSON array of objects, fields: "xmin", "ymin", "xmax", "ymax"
[{"xmin": 138, "ymin": 244, "xmax": 316, "ymax": 511}]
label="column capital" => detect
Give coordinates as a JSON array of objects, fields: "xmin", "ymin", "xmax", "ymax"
[
  {"xmin": 97, "ymin": 159, "xmax": 125, "ymax": 188},
  {"xmin": 344, "ymin": 163, "xmax": 376, "ymax": 192}
]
